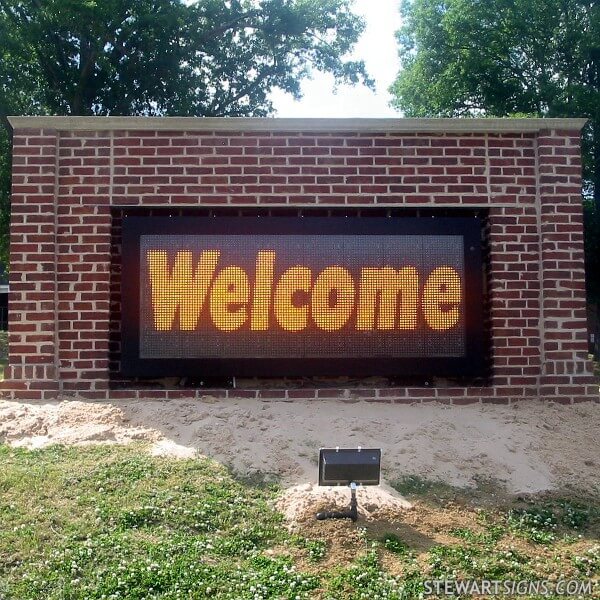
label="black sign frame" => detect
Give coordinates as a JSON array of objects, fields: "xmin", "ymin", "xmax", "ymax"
[{"xmin": 121, "ymin": 216, "xmax": 485, "ymax": 377}]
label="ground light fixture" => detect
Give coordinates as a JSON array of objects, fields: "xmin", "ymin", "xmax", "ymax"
[{"xmin": 316, "ymin": 447, "xmax": 381, "ymax": 522}]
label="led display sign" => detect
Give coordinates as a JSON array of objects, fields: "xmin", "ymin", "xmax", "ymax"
[{"xmin": 121, "ymin": 217, "xmax": 484, "ymax": 377}]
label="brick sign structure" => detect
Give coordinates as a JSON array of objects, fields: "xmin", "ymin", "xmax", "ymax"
[{"xmin": 1, "ymin": 116, "xmax": 597, "ymax": 404}]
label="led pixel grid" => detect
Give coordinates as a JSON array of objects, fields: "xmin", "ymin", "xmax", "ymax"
[{"xmin": 121, "ymin": 217, "xmax": 485, "ymax": 377}]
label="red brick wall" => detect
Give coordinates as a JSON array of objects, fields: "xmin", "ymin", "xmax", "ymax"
[{"xmin": 2, "ymin": 119, "xmax": 597, "ymax": 403}]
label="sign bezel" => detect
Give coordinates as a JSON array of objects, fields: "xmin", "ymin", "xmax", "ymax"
[{"xmin": 120, "ymin": 216, "xmax": 485, "ymax": 377}]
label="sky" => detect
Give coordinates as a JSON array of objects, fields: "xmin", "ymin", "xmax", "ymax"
[{"xmin": 269, "ymin": 0, "xmax": 403, "ymax": 118}]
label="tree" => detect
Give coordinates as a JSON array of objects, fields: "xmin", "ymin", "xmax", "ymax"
[
  {"xmin": 390, "ymin": 0, "xmax": 600, "ymax": 306},
  {"xmin": 389, "ymin": 0, "xmax": 600, "ymax": 206},
  {"xmin": 0, "ymin": 0, "xmax": 372, "ymax": 263}
]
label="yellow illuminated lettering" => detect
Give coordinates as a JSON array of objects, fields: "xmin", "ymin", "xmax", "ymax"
[
  {"xmin": 356, "ymin": 266, "xmax": 419, "ymax": 330},
  {"xmin": 274, "ymin": 266, "xmax": 312, "ymax": 331},
  {"xmin": 250, "ymin": 250, "xmax": 275, "ymax": 331},
  {"xmin": 147, "ymin": 248, "xmax": 463, "ymax": 334},
  {"xmin": 311, "ymin": 266, "xmax": 355, "ymax": 331},
  {"xmin": 209, "ymin": 266, "xmax": 250, "ymax": 331},
  {"xmin": 148, "ymin": 249, "xmax": 219, "ymax": 331},
  {"xmin": 422, "ymin": 266, "xmax": 461, "ymax": 331}
]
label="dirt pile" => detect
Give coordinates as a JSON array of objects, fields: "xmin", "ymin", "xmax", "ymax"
[
  {"xmin": 0, "ymin": 397, "xmax": 599, "ymax": 494},
  {"xmin": 0, "ymin": 400, "xmax": 161, "ymax": 448},
  {"xmin": 275, "ymin": 482, "xmax": 412, "ymax": 528}
]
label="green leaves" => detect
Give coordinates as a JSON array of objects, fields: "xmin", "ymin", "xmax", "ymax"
[
  {"xmin": 0, "ymin": 0, "xmax": 370, "ymax": 118},
  {"xmin": 390, "ymin": 1, "xmax": 600, "ymax": 158}
]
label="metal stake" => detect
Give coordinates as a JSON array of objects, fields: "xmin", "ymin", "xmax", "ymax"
[{"xmin": 316, "ymin": 482, "xmax": 359, "ymax": 522}]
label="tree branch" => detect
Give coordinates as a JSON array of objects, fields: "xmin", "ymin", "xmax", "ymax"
[
  {"xmin": 73, "ymin": 35, "xmax": 97, "ymax": 114},
  {"xmin": 30, "ymin": 0, "xmax": 71, "ymax": 76},
  {"xmin": 196, "ymin": 9, "xmax": 262, "ymax": 43}
]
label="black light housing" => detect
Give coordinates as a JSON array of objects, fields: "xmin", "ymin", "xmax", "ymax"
[
  {"xmin": 318, "ymin": 447, "xmax": 381, "ymax": 486},
  {"xmin": 316, "ymin": 447, "xmax": 382, "ymax": 522}
]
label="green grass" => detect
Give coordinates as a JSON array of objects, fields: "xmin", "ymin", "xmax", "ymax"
[
  {"xmin": 381, "ymin": 533, "xmax": 409, "ymax": 556},
  {"xmin": 1, "ymin": 447, "xmax": 599, "ymax": 599},
  {"xmin": 505, "ymin": 502, "xmax": 594, "ymax": 545}
]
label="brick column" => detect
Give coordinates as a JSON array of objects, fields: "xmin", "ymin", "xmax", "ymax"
[
  {"xmin": 537, "ymin": 128, "xmax": 596, "ymax": 402},
  {"xmin": 487, "ymin": 204, "xmax": 541, "ymax": 401},
  {"xmin": 56, "ymin": 130, "xmax": 112, "ymax": 398},
  {"xmin": 3, "ymin": 128, "xmax": 59, "ymax": 399}
]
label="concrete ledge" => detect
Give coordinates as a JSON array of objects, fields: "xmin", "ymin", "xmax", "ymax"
[{"xmin": 7, "ymin": 116, "xmax": 588, "ymax": 133}]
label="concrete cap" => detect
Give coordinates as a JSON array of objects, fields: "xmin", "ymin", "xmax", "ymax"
[{"xmin": 7, "ymin": 116, "xmax": 588, "ymax": 133}]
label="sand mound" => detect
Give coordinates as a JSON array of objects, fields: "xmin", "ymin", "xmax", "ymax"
[
  {"xmin": 0, "ymin": 400, "xmax": 161, "ymax": 449},
  {"xmin": 0, "ymin": 397, "xmax": 599, "ymax": 494},
  {"xmin": 276, "ymin": 482, "xmax": 412, "ymax": 528}
]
